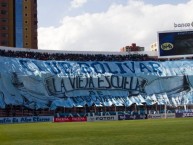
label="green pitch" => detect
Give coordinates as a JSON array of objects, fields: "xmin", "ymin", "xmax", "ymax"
[{"xmin": 0, "ymin": 118, "xmax": 193, "ymax": 145}]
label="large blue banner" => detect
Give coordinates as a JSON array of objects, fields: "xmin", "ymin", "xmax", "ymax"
[{"xmin": 0, "ymin": 56, "xmax": 193, "ymax": 109}]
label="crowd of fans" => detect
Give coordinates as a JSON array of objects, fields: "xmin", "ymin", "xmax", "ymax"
[{"xmin": 0, "ymin": 49, "xmax": 155, "ymax": 61}]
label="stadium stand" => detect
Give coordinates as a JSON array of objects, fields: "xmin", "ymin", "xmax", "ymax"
[{"xmin": 0, "ymin": 47, "xmax": 193, "ymax": 118}]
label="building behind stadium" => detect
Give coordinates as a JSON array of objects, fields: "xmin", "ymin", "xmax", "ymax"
[{"xmin": 0, "ymin": 0, "xmax": 38, "ymax": 49}]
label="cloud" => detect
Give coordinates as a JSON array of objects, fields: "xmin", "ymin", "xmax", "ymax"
[
  {"xmin": 38, "ymin": 0, "xmax": 193, "ymax": 51},
  {"xmin": 70, "ymin": 0, "xmax": 87, "ymax": 8}
]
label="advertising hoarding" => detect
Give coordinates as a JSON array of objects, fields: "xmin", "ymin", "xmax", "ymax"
[
  {"xmin": 87, "ymin": 115, "xmax": 118, "ymax": 122},
  {"xmin": 118, "ymin": 114, "xmax": 147, "ymax": 120},
  {"xmin": 53, "ymin": 117, "xmax": 87, "ymax": 122},
  {"xmin": 147, "ymin": 113, "xmax": 175, "ymax": 119},
  {"xmin": 0, "ymin": 116, "xmax": 53, "ymax": 124}
]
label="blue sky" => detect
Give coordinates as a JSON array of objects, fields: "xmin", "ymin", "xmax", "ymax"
[{"xmin": 38, "ymin": 0, "xmax": 193, "ymax": 51}]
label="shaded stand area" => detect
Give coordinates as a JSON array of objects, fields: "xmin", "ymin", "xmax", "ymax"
[{"xmin": 1, "ymin": 104, "xmax": 193, "ymax": 117}]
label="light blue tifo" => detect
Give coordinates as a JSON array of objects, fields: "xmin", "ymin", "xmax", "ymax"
[{"xmin": 0, "ymin": 56, "xmax": 193, "ymax": 109}]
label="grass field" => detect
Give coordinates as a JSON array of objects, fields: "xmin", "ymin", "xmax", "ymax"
[{"xmin": 0, "ymin": 118, "xmax": 193, "ymax": 145}]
